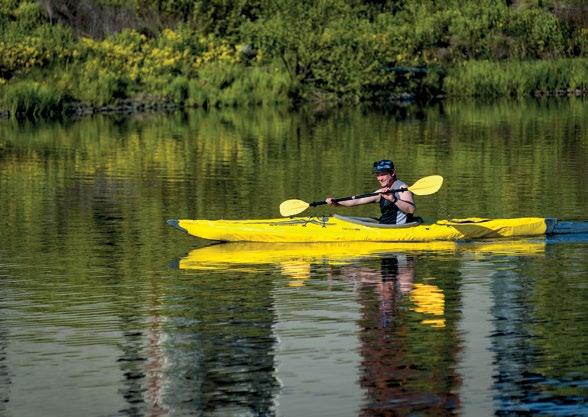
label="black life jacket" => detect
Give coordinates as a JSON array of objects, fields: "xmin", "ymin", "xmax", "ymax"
[{"xmin": 378, "ymin": 180, "xmax": 414, "ymax": 224}]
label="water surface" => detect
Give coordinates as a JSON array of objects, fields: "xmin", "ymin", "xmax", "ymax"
[{"xmin": 0, "ymin": 98, "xmax": 586, "ymax": 416}]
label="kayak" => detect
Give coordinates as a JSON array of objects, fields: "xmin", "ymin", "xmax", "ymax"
[{"xmin": 167, "ymin": 214, "xmax": 558, "ymax": 243}]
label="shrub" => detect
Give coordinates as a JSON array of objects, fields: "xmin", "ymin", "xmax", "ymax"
[{"xmin": 167, "ymin": 75, "xmax": 189, "ymax": 104}]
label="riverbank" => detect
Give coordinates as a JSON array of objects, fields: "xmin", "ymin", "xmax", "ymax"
[
  {"xmin": 2, "ymin": 88, "xmax": 586, "ymax": 121},
  {"xmin": 1, "ymin": 1, "xmax": 586, "ymax": 120}
]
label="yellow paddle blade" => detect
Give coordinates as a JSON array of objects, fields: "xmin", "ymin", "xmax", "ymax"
[
  {"xmin": 280, "ymin": 199, "xmax": 310, "ymax": 217},
  {"xmin": 408, "ymin": 175, "xmax": 443, "ymax": 195}
]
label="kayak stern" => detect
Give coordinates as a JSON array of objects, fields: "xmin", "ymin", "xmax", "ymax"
[{"xmin": 167, "ymin": 219, "xmax": 188, "ymax": 234}]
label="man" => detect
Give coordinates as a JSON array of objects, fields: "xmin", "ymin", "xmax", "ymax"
[{"xmin": 325, "ymin": 159, "xmax": 416, "ymax": 224}]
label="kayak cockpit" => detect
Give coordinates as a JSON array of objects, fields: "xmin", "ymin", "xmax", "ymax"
[{"xmin": 334, "ymin": 214, "xmax": 423, "ymax": 228}]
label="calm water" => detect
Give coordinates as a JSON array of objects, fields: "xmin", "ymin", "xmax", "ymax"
[{"xmin": 1, "ymin": 98, "xmax": 587, "ymax": 417}]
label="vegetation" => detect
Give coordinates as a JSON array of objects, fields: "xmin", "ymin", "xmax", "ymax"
[{"xmin": 0, "ymin": 0, "xmax": 586, "ymax": 118}]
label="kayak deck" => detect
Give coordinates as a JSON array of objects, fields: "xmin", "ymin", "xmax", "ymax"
[{"xmin": 167, "ymin": 215, "xmax": 557, "ymax": 243}]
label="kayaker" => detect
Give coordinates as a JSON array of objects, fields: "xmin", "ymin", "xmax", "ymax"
[{"xmin": 325, "ymin": 159, "xmax": 416, "ymax": 224}]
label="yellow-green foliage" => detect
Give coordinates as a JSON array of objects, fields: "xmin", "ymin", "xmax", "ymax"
[
  {"xmin": 0, "ymin": 5, "xmax": 289, "ymax": 113},
  {"xmin": 0, "ymin": 0, "xmax": 586, "ymax": 118},
  {"xmin": 69, "ymin": 28, "xmax": 245, "ymax": 100}
]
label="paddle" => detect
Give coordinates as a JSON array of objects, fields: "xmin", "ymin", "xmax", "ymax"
[{"xmin": 279, "ymin": 175, "xmax": 443, "ymax": 217}]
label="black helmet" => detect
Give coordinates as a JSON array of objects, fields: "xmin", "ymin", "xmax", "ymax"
[{"xmin": 372, "ymin": 160, "xmax": 394, "ymax": 173}]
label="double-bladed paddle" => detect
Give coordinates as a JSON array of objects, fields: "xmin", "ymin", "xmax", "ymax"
[{"xmin": 279, "ymin": 175, "xmax": 443, "ymax": 217}]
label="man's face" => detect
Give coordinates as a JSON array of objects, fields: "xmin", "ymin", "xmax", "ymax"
[{"xmin": 376, "ymin": 171, "xmax": 394, "ymax": 187}]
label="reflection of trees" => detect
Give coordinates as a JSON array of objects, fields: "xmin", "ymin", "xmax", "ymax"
[
  {"xmin": 491, "ymin": 258, "xmax": 588, "ymax": 415},
  {"xmin": 0, "ymin": 319, "xmax": 9, "ymax": 417},
  {"xmin": 131, "ymin": 272, "xmax": 280, "ymax": 416},
  {"xmin": 331, "ymin": 255, "xmax": 460, "ymax": 417}
]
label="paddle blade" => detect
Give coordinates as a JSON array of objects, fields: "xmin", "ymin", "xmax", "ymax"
[
  {"xmin": 280, "ymin": 199, "xmax": 310, "ymax": 217},
  {"xmin": 408, "ymin": 175, "xmax": 444, "ymax": 195}
]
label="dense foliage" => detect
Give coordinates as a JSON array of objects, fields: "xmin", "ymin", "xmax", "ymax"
[{"xmin": 0, "ymin": 0, "xmax": 586, "ymax": 118}]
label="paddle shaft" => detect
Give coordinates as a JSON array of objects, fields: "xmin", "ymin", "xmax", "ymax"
[{"xmin": 309, "ymin": 189, "xmax": 408, "ymax": 207}]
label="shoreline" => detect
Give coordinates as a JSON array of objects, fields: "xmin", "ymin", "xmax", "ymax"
[{"xmin": 1, "ymin": 88, "xmax": 585, "ymax": 121}]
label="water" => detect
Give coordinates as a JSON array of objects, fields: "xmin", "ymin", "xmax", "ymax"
[{"xmin": 0, "ymin": 98, "xmax": 587, "ymax": 417}]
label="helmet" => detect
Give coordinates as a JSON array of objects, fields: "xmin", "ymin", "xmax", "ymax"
[{"xmin": 372, "ymin": 160, "xmax": 394, "ymax": 173}]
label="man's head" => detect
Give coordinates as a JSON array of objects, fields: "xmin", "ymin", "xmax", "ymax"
[
  {"xmin": 372, "ymin": 160, "xmax": 396, "ymax": 187},
  {"xmin": 372, "ymin": 160, "xmax": 394, "ymax": 174}
]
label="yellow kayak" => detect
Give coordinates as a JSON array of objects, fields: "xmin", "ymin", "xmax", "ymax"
[{"xmin": 167, "ymin": 214, "xmax": 557, "ymax": 243}]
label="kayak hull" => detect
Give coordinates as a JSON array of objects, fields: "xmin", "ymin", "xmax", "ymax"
[{"xmin": 167, "ymin": 214, "xmax": 557, "ymax": 243}]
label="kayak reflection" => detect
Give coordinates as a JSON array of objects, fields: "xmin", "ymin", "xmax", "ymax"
[
  {"xmin": 175, "ymin": 241, "xmax": 459, "ymax": 283},
  {"xmin": 174, "ymin": 239, "xmax": 547, "ymax": 287},
  {"xmin": 174, "ymin": 242, "xmax": 455, "ymax": 327}
]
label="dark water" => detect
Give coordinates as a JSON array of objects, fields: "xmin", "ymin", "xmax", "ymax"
[{"xmin": 0, "ymin": 98, "xmax": 587, "ymax": 417}]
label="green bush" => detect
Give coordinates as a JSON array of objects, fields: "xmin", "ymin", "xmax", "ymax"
[
  {"xmin": 507, "ymin": 8, "xmax": 566, "ymax": 59},
  {"xmin": 168, "ymin": 75, "xmax": 189, "ymax": 103}
]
